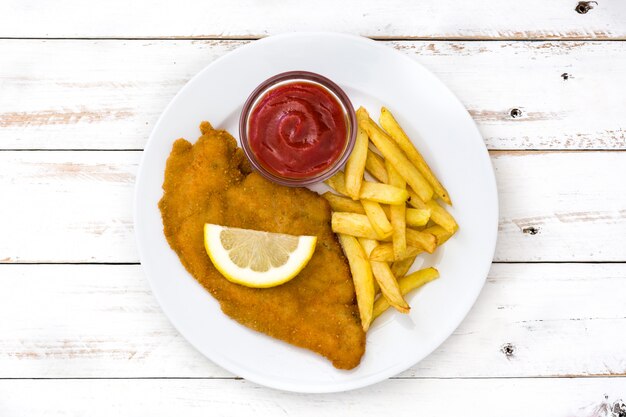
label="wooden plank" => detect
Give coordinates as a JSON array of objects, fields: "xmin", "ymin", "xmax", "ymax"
[
  {"xmin": 1, "ymin": 151, "xmax": 625, "ymax": 263},
  {"xmin": 0, "ymin": 378, "xmax": 624, "ymax": 417},
  {"xmin": 1, "ymin": 40, "xmax": 625, "ymax": 150},
  {"xmin": 0, "ymin": 151, "xmax": 139, "ymax": 263},
  {"xmin": 1, "ymin": 264, "xmax": 625, "ymax": 378},
  {"xmin": 1, "ymin": 0, "xmax": 625, "ymax": 39},
  {"xmin": 493, "ymin": 150, "xmax": 626, "ymax": 262}
]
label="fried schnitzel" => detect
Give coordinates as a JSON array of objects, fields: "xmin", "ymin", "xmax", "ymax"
[{"xmin": 159, "ymin": 122, "xmax": 365, "ymax": 369}]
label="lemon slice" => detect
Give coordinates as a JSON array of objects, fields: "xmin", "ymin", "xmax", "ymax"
[{"xmin": 204, "ymin": 224, "xmax": 317, "ymax": 288}]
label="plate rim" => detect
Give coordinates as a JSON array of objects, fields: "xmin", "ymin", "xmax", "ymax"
[{"xmin": 134, "ymin": 31, "xmax": 499, "ymax": 393}]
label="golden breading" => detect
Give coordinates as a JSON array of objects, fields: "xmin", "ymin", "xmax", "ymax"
[{"xmin": 159, "ymin": 122, "xmax": 365, "ymax": 370}]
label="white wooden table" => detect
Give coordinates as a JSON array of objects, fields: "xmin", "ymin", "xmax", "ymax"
[{"xmin": 1, "ymin": 1, "xmax": 626, "ymax": 415}]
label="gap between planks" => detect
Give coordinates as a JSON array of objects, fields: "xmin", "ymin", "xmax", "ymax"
[
  {"xmin": 2, "ymin": 149, "xmax": 626, "ymax": 153},
  {"xmin": 3, "ymin": 261, "xmax": 626, "ymax": 265},
  {"xmin": 2, "ymin": 37, "xmax": 626, "ymax": 42},
  {"xmin": 1, "ymin": 375, "xmax": 625, "ymax": 380}
]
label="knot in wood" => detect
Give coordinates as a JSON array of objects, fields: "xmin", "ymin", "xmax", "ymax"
[
  {"xmin": 522, "ymin": 226, "xmax": 539, "ymax": 235},
  {"xmin": 613, "ymin": 400, "xmax": 626, "ymax": 417},
  {"xmin": 510, "ymin": 108, "xmax": 523, "ymax": 118},
  {"xmin": 501, "ymin": 343, "xmax": 515, "ymax": 357},
  {"xmin": 561, "ymin": 72, "xmax": 570, "ymax": 80},
  {"xmin": 575, "ymin": 1, "xmax": 597, "ymax": 14}
]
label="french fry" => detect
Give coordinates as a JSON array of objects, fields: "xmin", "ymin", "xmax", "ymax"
[
  {"xmin": 406, "ymin": 208, "xmax": 431, "ymax": 227},
  {"xmin": 322, "ymin": 192, "xmax": 366, "ymax": 214},
  {"xmin": 359, "ymin": 182, "xmax": 409, "ymax": 205},
  {"xmin": 407, "ymin": 188, "xmax": 428, "ymax": 209},
  {"xmin": 360, "ymin": 116, "xmax": 434, "ymax": 202},
  {"xmin": 327, "ymin": 172, "xmax": 408, "ymax": 205},
  {"xmin": 373, "ymin": 267, "xmax": 439, "ymax": 319},
  {"xmin": 390, "ymin": 206, "xmax": 407, "ymax": 259},
  {"xmin": 326, "ymin": 106, "xmax": 457, "ymax": 332},
  {"xmin": 423, "ymin": 225, "xmax": 454, "ymax": 246},
  {"xmin": 391, "ymin": 255, "xmax": 417, "ymax": 279},
  {"xmin": 386, "ymin": 160, "xmax": 407, "ymax": 260},
  {"xmin": 380, "ymin": 204, "xmax": 391, "ymax": 218},
  {"xmin": 337, "ymin": 234, "xmax": 375, "ymax": 331},
  {"xmin": 425, "ymin": 199, "xmax": 458, "ymax": 233},
  {"xmin": 369, "ymin": 243, "xmax": 423, "ymax": 262},
  {"xmin": 325, "ymin": 172, "xmax": 349, "ymax": 195},
  {"xmin": 358, "ymin": 238, "xmax": 409, "ymax": 313},
  {"xmin": 361, "ymin": 200, "xmax": 393, "ymax": 239},
  {"xmin": 380, "ymin": 107, "xmax": 451, "ymax": 205},
  {"xmin": 344, "ymin": 108, "xmax": 370, "ymax": 199},
  {"xmin": 331, "ymin": 212, "xmax": 380, "ymax": 240},
  {"xmin": 378, "ymin": 204, "xmax": 429, "ymax": 228},
  {"xmin": 406, "ymin": 228, "xmax": 436, "ymax": 253},
  {"xmin": 365, "ymin": 150, "xmax": 388, "ymax": 183}
]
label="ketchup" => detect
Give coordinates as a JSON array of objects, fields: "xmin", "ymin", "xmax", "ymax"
[{"xmin": 248, "ymin": 82, "xmax": 348, "ymax": 179}]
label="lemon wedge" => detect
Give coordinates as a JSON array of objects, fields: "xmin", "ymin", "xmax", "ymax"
[{"xmin": 204, "ymin": 224, "xmax": 317, "ymax": 288}]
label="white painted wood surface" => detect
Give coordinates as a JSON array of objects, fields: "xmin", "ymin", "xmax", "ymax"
[
  {"xmin": 1, "ymin": 0, "xmax": 625, "ymax": 39},
  {"xmin": 2, "ymin": 40, "xmax": 626, "ymax": 150},
  {"xmin": 1, "ymin": 151, "xmax": 625, "ymax": 263},
  {"xmin": 1, "ymin": 264, "xmax": 625, "ymax": 379},
  {"xmin": 2, "ymin": 1, "xmax": 626, "ymax": 415},
  {"xmin": 1, "ymin": 378, "xmax": 625, "ymax": 417}
]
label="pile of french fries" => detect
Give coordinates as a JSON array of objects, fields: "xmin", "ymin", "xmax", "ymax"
[{"xmin": 326, "ymin": 107, "xmax": 458, "ymax": 331}]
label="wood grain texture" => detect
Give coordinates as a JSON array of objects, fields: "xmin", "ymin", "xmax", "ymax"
[
  {"xmin": 2, "ymin": 1, "xmax": 624, "ymax": 412},
  {"xmin": 2, "ymin": 40, "xmax": 626, "ymax": 150},
  {"xmin": 0, "ymin": 151, "xmax": 139, "ymax": 263},
  {"xmin": 1, "ymin": 263, "xmax": 625, "ymax": 379},
  {"xmin": 1, "ymin": 151, "xmax": 625, "ymax": 263},
  {"xmin": 1, "ymin": 0, "xmax": 625, "ymax": 39},
  {"xmin": 0, "ymin": 378, "xmax": 624, "ymax": 417}
]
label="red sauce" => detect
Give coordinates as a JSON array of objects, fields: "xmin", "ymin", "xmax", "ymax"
[{"xmin": 248, "ymin": 82, "xmax": 348, "ymax": 178}]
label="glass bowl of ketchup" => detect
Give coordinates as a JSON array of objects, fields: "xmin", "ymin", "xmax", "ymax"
[{"xmin": 239, "ymin": 71, "xmax": 357, "ymax": 186}]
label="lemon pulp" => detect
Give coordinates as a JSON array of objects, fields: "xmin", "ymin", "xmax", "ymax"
[{"xmin": 204, "ymin": 224, "xmax": 317, "ymax": 288}]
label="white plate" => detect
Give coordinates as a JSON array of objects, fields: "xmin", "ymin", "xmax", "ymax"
[{"xmin": 134, "ymin": 32, "xmax": 498, "ymax": 393}]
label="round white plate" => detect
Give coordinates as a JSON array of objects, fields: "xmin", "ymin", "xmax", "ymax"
[{"xmin": 134, "ymin": 32, "xmax": 498, "ymax": 393}]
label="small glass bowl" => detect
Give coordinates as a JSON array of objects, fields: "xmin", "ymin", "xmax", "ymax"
[{"xmin": 239, "ymin": 71, "xmax": 357, "ymax": 187}]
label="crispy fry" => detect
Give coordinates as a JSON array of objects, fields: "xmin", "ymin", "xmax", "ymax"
[
  {"xmin": 358, "ymin": 238, "xmax": 409, "ymax": 313},
  {"xmin": 327, "ymin": 172, "xmax": 408, "ymax": 205},
  {"xmin": 325, "ymin": 172, "xmax": 349, "ymax": 195},
  {"xmin": 344, "ymin": 109, "xmax": 370, "ymax": 199},
  {"xmin": 359, "ymin": 181, "xmax": 409, "ymax": 205},
  {"xmin": 325, "ymin": 107, "xmax": 457, "ymax": 332},
  {"xmin": 369, "ymin": 243, "xmax": 423, "ymax": 262},
  {"xmin": 322, "ymin": 192, "xmax": 366, "ymax": 214},
  {"xmin": 406, "ymin": 228, "xmax": 436, "ymax": 253},
  {"xmin": 386, "ymin": 160, "xmax": 407, "ymax": 260},
  {"xmin": 373, "ymin": 267, "xmax": 439, "ymax": 319},
  {"xmin": 360, "ymin": 116, "xmax": 433, "ymax": 202},
  {"xmin": 365, "ymin": 150, "xmax": 388, "ymax": 183},
  {"xmin": 378, "ymin": 204, "xmax": 428, "ymax": 228},
  {"xmin": 331, "ymin": 212, "xmax": 380, "ymax": 240},
  {"xmin": 380, "ymin": 107, "xmax": 451, "ymax": 205},
  {"xmin": 391, "ymin": 255, "xmax": 417, "ymax": 278},
  {"xmin": 356, "ymin": 106, "xmax": 370, "ymax": 122},
  {"xmin": 361, "ymin": 200, "xmax": 393, "ymax": 239},
  {"xmin": 407, "ymin": 188, "xmax": 428, "ymax": 209},
  {"xmin": 425, "ymin": 199, "xmax": 458, "ymax": 233},
  {"xmin": 423, "ymin": 225, "xmax": 454, "ymax": 246},
  {"xmin": 380, "ymin": 204, "xmax": 391, "ymax": 218},
  {"xmin": 406, "ymin": 208, "xmax": 430, "ymax": 227},
  {"xmin": 337, "ymin": 234, "xmax": 375, "ymax": 331},
  {"xmin": 390, "ymin": 205, "xmax": 407, "ymax": 258}
]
